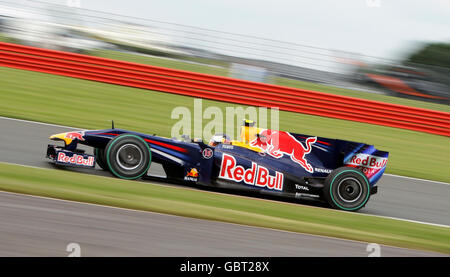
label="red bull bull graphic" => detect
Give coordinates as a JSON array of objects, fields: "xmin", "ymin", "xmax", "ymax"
[
  {"xmin": 219, "ymin": 154, "xmax": 284, "ymax": 191},
  {"xmin": 345, "ymin": 153, "xmax": 388, "ymax": 179},
  {"xmin": 57, "ymin": 152, "xmax": 94, "ymax": 167},
  {"xmin": 250, "ymin": 130, "xmax": 317, "ymax": 173},
  {"xmin": 65, "ymin": 131, "xmax": 85, "ymax": 141}
]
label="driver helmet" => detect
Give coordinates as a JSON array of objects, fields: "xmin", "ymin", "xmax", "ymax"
[{"xmin": 208, "ymin": 133, "xmax": 231, "ymax": 147}]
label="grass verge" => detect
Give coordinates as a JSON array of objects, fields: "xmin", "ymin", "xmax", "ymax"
[
  {"xmin": 0, "ymin": 162, "xmax": 448, "ymax": 254},
  {"xmin": 1, "ymin": 67, "xmax": 449, "ymax": 183}
]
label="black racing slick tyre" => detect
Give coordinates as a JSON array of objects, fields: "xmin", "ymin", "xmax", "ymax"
[
  {"xmin": 105, "ymin": 134, "xmax": 152, "ymax": 180},
  {"xmin": 323, "ymin": 167, "xmax": 370, "ymax": 211},
  {"xmin": 94, "ymin": 148, "xmax": 108, "ymax": 171}
]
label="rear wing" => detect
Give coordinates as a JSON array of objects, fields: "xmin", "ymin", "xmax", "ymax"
[{"xmin": 341, "ymin": 142, "xmax": 389, "ymax": 186}]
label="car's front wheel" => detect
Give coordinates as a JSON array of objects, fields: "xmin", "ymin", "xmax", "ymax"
[
  {"xmin": 323, "ymin": 167, "xmax": 370, "ymax": 211},
  {"xmin": 105, "ymin": 134, "xmax": 152, "ymax": 180}
]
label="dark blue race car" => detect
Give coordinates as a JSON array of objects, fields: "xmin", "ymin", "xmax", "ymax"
[{"xmin": 46, "ymin": 120, "xmax": 389, "ymax": 211}]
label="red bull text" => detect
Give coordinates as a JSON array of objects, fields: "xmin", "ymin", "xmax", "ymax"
[
  {"xmin": 250, "ymin": 130, "xmax": 317, "ymax": 173},
  {"xmin": 57, "ymin": 152, "xmax": 94, "ymax": 167},
  {"xmin": 345, "ymin": 153, "xmax": 388, "ymax": 178},
  {"xmin": 219, "ymin": 154, "xmax": 284, "ymax": 191}
]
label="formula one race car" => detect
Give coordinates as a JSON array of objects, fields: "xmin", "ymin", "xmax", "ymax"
[{"xmin": 46, "ymin": 120, "xmax": 389, "ymax": 211}]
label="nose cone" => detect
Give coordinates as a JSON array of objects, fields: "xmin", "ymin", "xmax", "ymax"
[
  {"xmin": 49, "ymin": 132, "xmax": 71, "ymax": 145},
  {"xmin": 50, "ymin": 131, "xmax": 85, "ymax": 145}
]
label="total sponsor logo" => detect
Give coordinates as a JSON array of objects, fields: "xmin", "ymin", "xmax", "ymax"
[
  {"xmin": 57, "ymin": 152, "xmax": 94, "ymax": 167},
  {"xmin": 295, "ymin": 184, "xmax": 309, "ymax": 191},
  {"xmin": 345, "ymin": 153, "xmax": 388, "ymax": 176},
  {"xmin": 219, "ymin": 154, "xmax": 284, "ymax": 191}
]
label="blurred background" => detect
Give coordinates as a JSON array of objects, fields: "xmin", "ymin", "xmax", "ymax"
[{"xmin": 1, "ymin": 0, "xmax": 449, "ymax": 104}]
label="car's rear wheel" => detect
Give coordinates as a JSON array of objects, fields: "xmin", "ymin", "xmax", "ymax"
[
  {"xmin": 323, "ymin": 167, "xmax": 370, "ymax": 211},
  {"xmin": 94, "ymin": 148, "xmax": 108, "ymax": 171},
  {"xmin": 105, "ymin": 134, "xmax": 151, "ymax": 180}
]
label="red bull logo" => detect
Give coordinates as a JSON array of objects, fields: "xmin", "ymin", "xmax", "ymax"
[
  {"xmin": 219, "ymin": 154, "xmax": 284, "ymax": 191},
  {"xmin": 184, "ymin": 168, "xmax": 199, "ymax": 181},
  {"xmin": 57, "ymin": 152, "xmax": 94, "ymax": 167},
  {"xmin": 65, "ymin": 132, "xmax": 85, "ymax": 141},
  {"xmin": 346, "ymin": 154, "xmax": 387, "ymax": 168},
  {"xmin": 250, "ymin": 130, "xmax": 317, "ymax": 173},
  {"xmin": 345, "ymin": 153, "xmax": 388, "ymax": 178},
  {"xmin": 187, "ymin": 168, "xmax": 199, "ymax": 178}
]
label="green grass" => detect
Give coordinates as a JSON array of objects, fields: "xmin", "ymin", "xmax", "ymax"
[
  {"xmin": 0, "ymin": 33, "xmax": 18, "ymax": 43},
  {"xmin": 1, "ymin": 67, "xmax": 449, "ymax": 183},
  {"xmin": 0, "ymin": 162, "xmax": 448, "ymax": 254}
]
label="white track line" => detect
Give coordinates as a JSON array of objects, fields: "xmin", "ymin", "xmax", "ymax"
[
  {"xmin": 1, "ymin": 116, "xmax": 449, "ymax": 186},
  {"xmin": 384, "ymin": 174, "xmax": 450, "ymax": 186},
  {"xmin": 1, "ymin": 161, "xmax": 449, "ymax": 229},
  {"xmin": 0, "ymin": 116, "xmax": 82, "ymax": 130}
]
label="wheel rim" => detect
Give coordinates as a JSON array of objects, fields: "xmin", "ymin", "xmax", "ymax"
[
  {"xmin": 115, "ymin": 144, "xmax": 143, "ymax": 170},
  {"xmin": 336, "ymin": 177, "xmax": 363, "ymax": 203}
]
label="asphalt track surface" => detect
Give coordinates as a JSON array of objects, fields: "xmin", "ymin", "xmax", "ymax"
[
  {"xmin": 0, "ymin": 191, "xmax": 444, "ymax": 257},
  {"xmin": 0, "ymin": 117, "xmax": 449, "ymax": 256}
]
